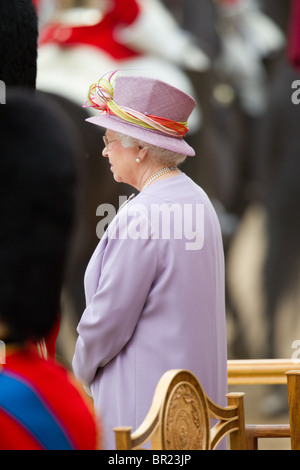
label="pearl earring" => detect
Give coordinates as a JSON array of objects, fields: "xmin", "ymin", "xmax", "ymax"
[{"xmin": 136, "ymin": 157, "xmax": 141, "ymax": 163}]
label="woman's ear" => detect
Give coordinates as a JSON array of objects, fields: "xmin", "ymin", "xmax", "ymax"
[{"xmin": 137, "ymin": 146, "xmax": 148, "ymax": 163}]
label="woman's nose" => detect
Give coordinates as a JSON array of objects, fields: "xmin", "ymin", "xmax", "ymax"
[{"xmin": 102, "ymin": 146, "xmax": 108, "ymax": 157}]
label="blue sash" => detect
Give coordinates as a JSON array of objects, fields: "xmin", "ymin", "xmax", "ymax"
[{"xmin": 0, "ymin": 370, "xmax": 75, "ymax": 450}]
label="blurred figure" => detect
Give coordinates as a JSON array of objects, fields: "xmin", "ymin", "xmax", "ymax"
[
  {"xmin": 35, "ymin": 0, "xmax": 208, "ymax": 132},
  {"xmin": 226, "ymin": 0, "xmax": 300, "ymax": 364},
  {"xmin": 0, "ymin": 89, "xmax": 101, "ymax": 450},
  {"xmin": 161, "ymin": 0, "xmax": 221, "ymax": 61},
  {"xmin": 214, "ymin": 0, "xmax": 285, "ymax": 117}
]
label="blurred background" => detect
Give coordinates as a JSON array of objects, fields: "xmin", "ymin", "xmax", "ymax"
[{"xmin": 33, "ymin": 0, "xmax": 300, "ymax": 447}]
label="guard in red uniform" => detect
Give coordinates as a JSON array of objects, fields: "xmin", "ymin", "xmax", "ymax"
[{"xmin": 0, "ymin": 89, "xmax": 102, "ymax": 450}]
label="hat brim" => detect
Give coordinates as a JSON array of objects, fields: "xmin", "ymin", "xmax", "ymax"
[{"xmin": 86, "ymin": 114, "xmax": 195, "ymax": 157}]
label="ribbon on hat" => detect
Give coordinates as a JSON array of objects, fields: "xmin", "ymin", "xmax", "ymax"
[{"xmin": 83, "ymin": 71, "xmax": 189, "ymax": 138}]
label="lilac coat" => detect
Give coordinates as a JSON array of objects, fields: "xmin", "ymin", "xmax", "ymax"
[{"xmin": 72, "ymin": 173, "xmax": 228, "ymax": 449}]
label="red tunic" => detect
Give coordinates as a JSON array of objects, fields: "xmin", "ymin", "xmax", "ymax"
[{"xmin": 0, "ymin": 344, "xmax": 101, "ymax": 450}]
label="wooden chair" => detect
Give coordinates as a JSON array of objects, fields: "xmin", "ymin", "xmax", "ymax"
[
  {"xmin": 114, "ymin": 367, "xmax": 300, "ymax": 450},
  {"xmin": 239, "ymin": 370, "xmax": 300, "ymax": 450},
  {"xmin": 285, "ymin": 370, "xmax": 300, "ymax": 450},
  {"xmin": 227, "ymin": 359, "xmax": 300, "ymax": 449},
  {"xmin": 114, "ymin": 369, "xmax": 247, "ymax": 450}
]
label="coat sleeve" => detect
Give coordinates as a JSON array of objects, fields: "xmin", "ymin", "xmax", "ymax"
[{"xmin": 72, "ymin": 208, "xmax": 158, "ymax": 386}]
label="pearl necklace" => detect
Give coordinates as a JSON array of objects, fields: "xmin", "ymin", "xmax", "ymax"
[{"xmin": 142, "ymin": 166, "xmax": 177, "ymax": 190}]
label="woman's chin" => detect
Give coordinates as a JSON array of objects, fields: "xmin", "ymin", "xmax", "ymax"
[{"xmin": 113, "ymin": 172, "xmax": 121, "ymax": 183}]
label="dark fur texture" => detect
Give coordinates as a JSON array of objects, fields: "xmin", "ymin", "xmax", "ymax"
[
  {"xmin": 0, "ymin": 90, "xmax": 79, "ymax": 341},
  {"xmin": 0, "ymin": 0, "xmax": 38, "ymax": 88}
]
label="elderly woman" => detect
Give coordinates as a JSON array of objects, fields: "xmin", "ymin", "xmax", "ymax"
[{"xmin": 72, "ymin": 72, "xmax": 228, "ymax": 449}]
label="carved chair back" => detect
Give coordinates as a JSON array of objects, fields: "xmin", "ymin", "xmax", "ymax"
[{"xmin": 114, "ymin": 369, "xmax": 246, "ymax": 450}]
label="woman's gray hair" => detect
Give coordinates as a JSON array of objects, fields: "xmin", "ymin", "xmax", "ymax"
[{"xmin": 115, "ymin": 132, "xmax": 187, "ymax": 166}]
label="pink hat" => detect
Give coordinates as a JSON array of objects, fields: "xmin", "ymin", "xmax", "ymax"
[{"xmin": 84, "ymin": 72, "xmax": 196, "ymax": 156}]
